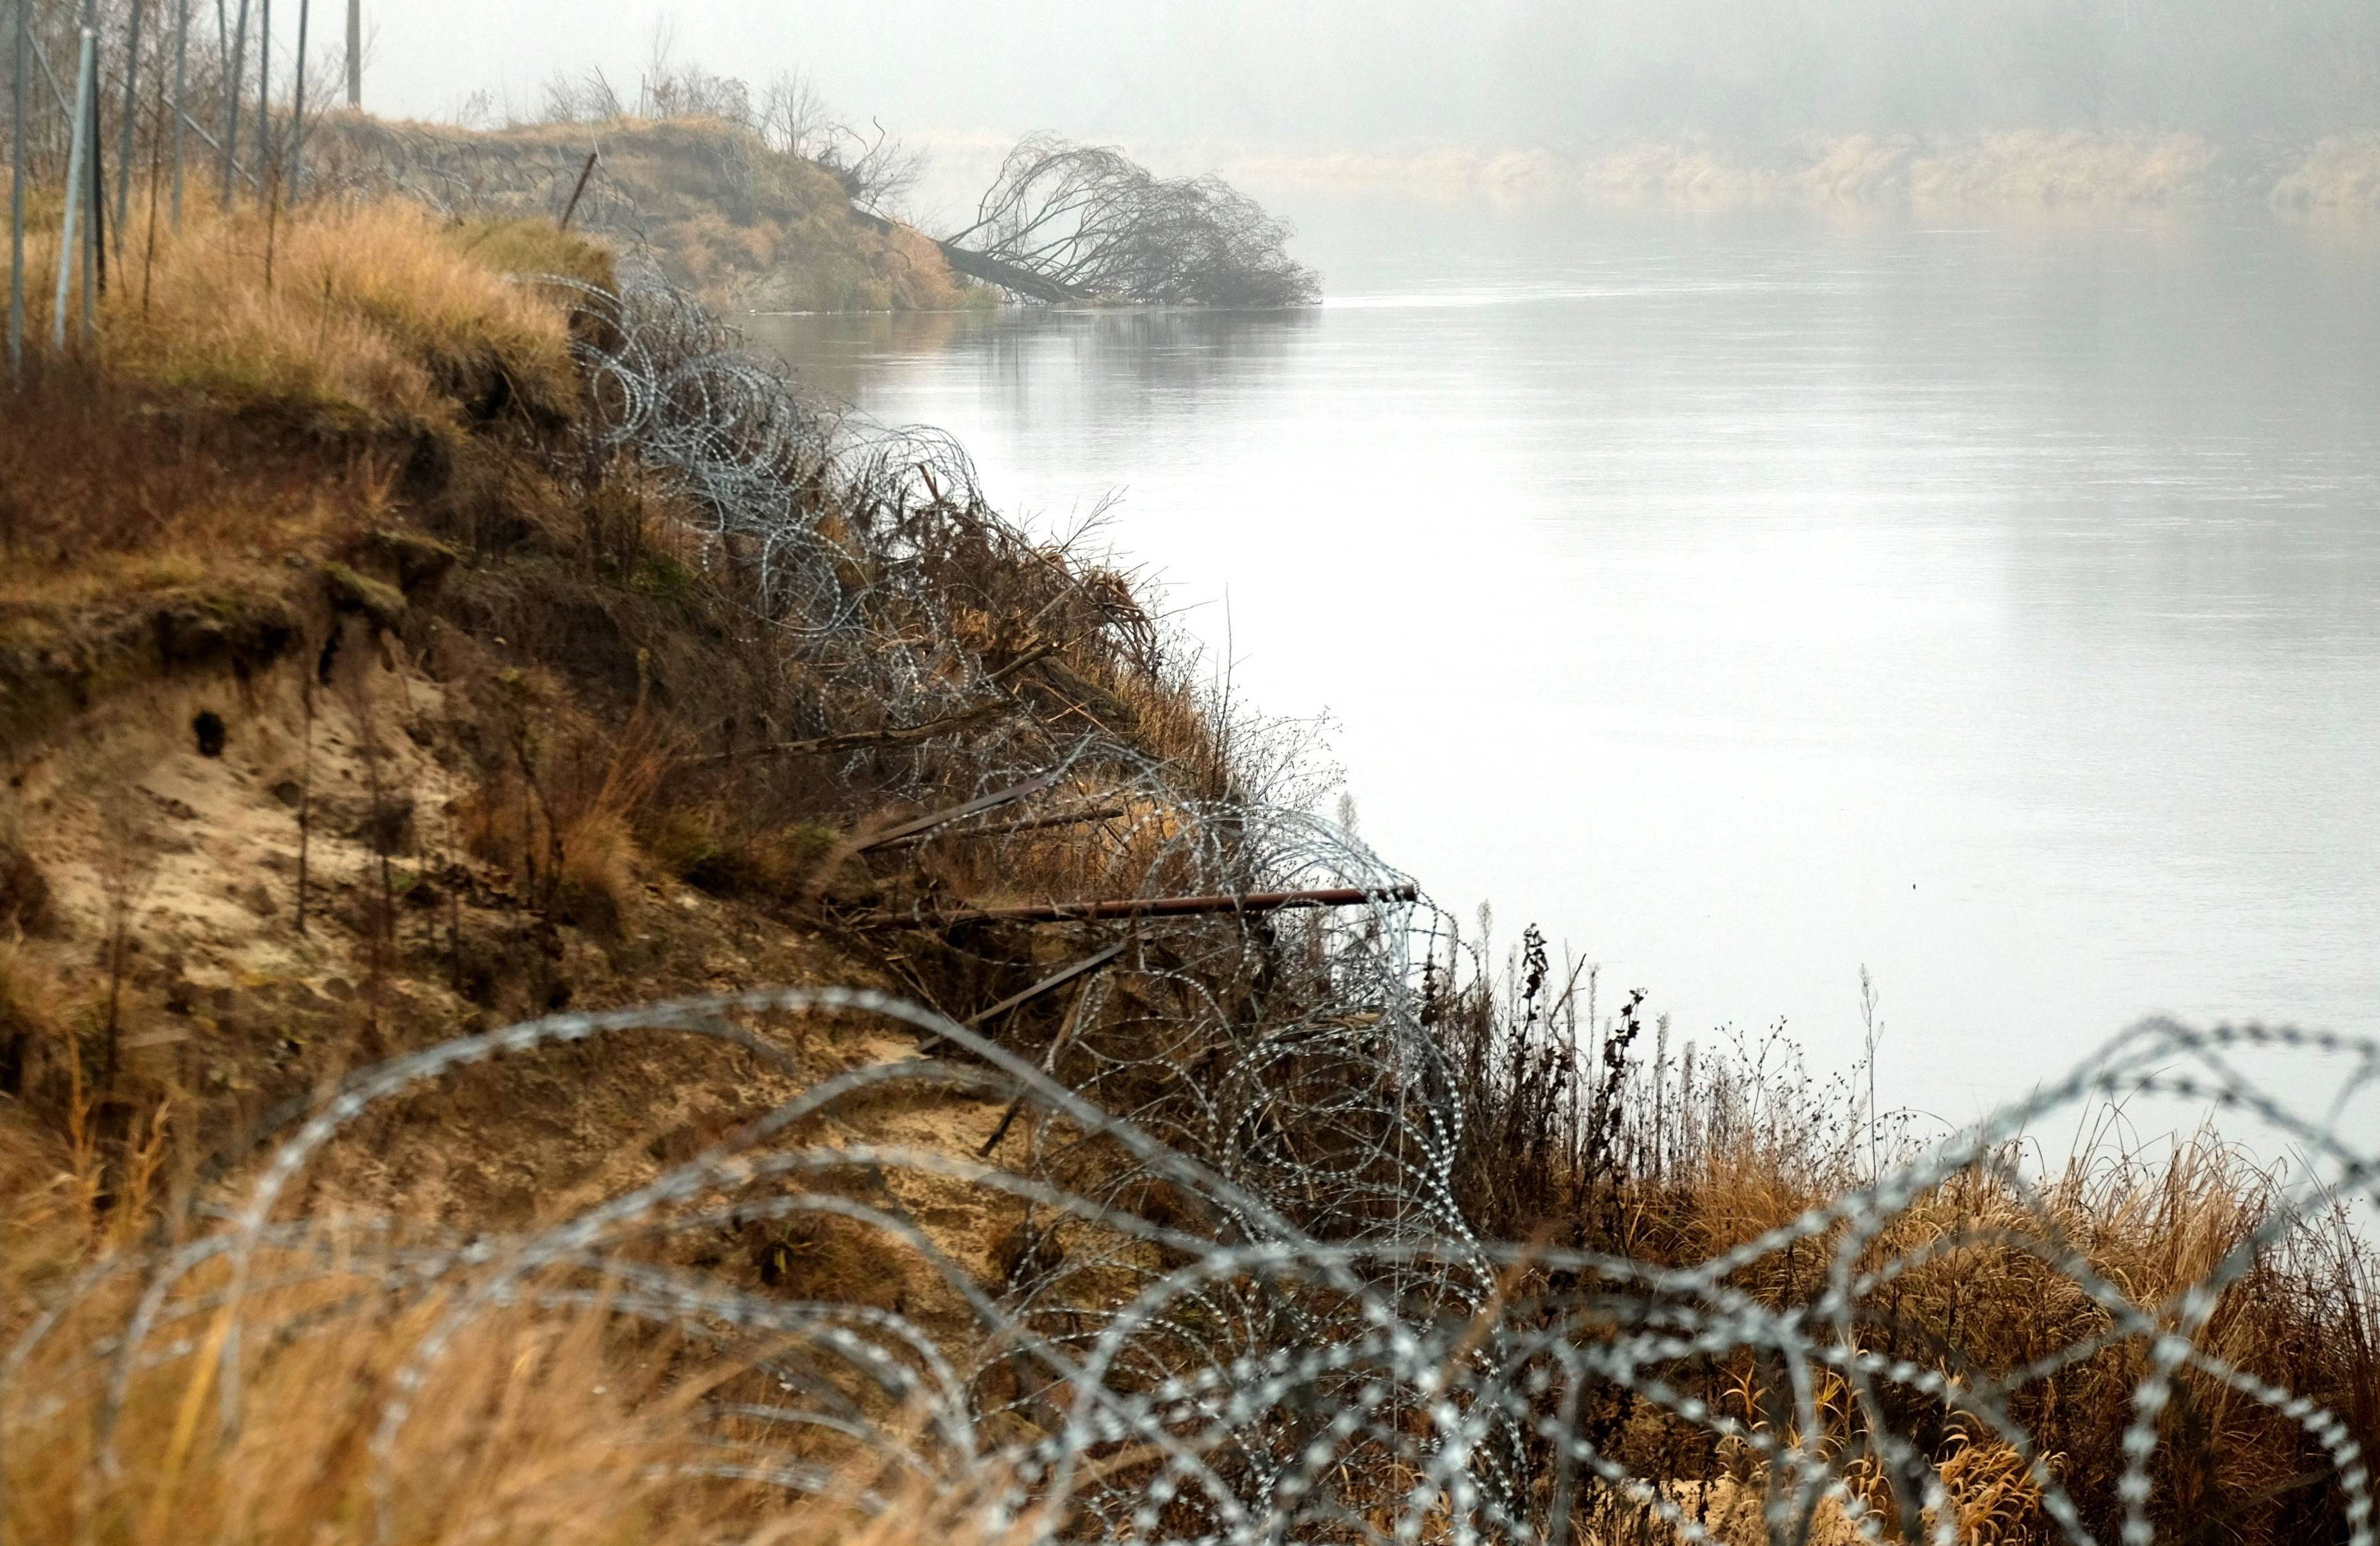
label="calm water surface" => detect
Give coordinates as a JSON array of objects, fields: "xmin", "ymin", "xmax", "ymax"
[{"xmin": 752, "ymin": 195, "xmax": 2380, "ymax": 1123}]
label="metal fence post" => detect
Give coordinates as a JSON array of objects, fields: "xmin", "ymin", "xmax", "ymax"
[
  {"xmin": 220, "ymin": 0, "xmax": 248, "ymax": 206},
  {"xmin": 9, "ymin": 0, "xmax": 29, "ymax": 377},
  {"xmin": 170, "ymin": 0, "xmax": 189, "ymax": 224},
  {"xmin": 287, "ymin": 0, "xmax": 308, "ymax": 197},
  {"xmin": 255, "ymin": 0, "xmax": 267, "ymax": 185},
  {"xmin": 54, "ymin": 28, "xmax": 94, "ymax": 351},
  {"xmin": 83, "ymin": 29, "xmax": 101, "ymax": 337}
]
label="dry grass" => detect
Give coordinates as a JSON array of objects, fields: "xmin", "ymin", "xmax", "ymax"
[
  {"xmin": 0, "ymin": 163, "xmax": 1185, "ymax": 1546},
  {"xmin": 0, "ymin": 954, "xmax": 1002, "ymax": 1546},
  {"xmin": 0, "ymin": 192, "xmax": 609, "ymax": 619},
  {"xmin": 0, "ymin": 1201, "xmax": 1003, "ymax": 1546},
  {"xmin": 304, "ymin": 114, "xmax": 979, "ymax": 313},
  {"xmin": 450, "ymin": 663, "xmax": 680, "ymax": 937},
  {"xmin": 505, "ymin": 115, "xmax": 972, "ymax": 312},
  {"xmin": 0, "ymin": 1093, "xmax": 84, "ymax": 1293},
  {"xmin": 1433, "ymin": 954, "xmax": 2380, "ymax": 1544},
  {"xmin": 1597, "ymin": 1149, "xmax": 2373, "ymax": 1545},
  {"xmin": 15, "ymin": 193, "xmax": 598, "ymax": 428},
  {"xmin": 0, "ymin": 369, "xmax": 385, "ymax": 606}
]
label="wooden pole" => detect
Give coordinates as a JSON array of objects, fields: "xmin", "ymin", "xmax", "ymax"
[
  {"xmin": 53, "ymin": 28, "xmax": 92, "ymax": 351},
  {"xmin": 141, "ymin": 77, "xmax": 163, "ymax": 315},
  {"xmin": 691, "ymin": 697, "xmax": 1014, "ymax": 765},
  {"xmin": 915, "ymin": 939, "xmax": 1126, "ymax": 1057},
  {"xmin": 979, "ymin": 981, "xmax": 1097, "ymax": 1155},
  {"xmin": 976, "ymin": 941, "xmax": 1127, "ymax": 1154},
  {"xmin": 343, "ymin": 0, "xmax": 357, "ymax": 109},
  {"xmin": 557, "ymin": 148, "xmax": 597, "ymax": 229},
  {"xmin": 966, "ymin": 941, "xmax": 1126, "ymax": 1030}
]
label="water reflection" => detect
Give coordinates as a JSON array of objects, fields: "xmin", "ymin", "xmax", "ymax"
[
  {"xmin": 748, "ymin": 198, "xmax": 2380, "ymax": 1122},
  {"xmin": 763, "ymin": 305, "xmax": 1318, "ymax": 415}
]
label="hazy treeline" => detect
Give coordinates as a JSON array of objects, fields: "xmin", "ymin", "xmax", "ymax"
[
  {"xmin": 706, "ymin": 0, "xmax": 2380, "ymax": 151},
  {"xmin": 1492, "ymin": 0, "xmax": 2380, "ymax": 143}
]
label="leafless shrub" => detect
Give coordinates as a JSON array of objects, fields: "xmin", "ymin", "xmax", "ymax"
[
  {"xmin": 816, "ymin": 117, "xmax": 926, "ymax": 213},
  {"xmin": 758, "ymin": 68, "xmax": 836, "ymax": 161},
  {"xmin": 537, "ymin": 66, "xmax": 627, "ymax": 126},
  {"xmin": 637, "ymin": 57, "xmax": 750, "ymax": 127},
  {"xmin": 534, "ymin": 28, "xmax": 763, "ymax": 139},
  {"xmin": 511, "ymin": 43, "xmax": 923, "ymax": 222}
]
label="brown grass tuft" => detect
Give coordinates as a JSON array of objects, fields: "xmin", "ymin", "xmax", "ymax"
[
  {"xmin": 0, "ymin": 1165, "xmax": 1024, "ymax": 1546},
  {"xmin": 15, "ymin": 193, "xmax": 598, "ymax": 430}
]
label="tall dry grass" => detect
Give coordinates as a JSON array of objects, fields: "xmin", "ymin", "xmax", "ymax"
[
  {"xmin": 1429, "ymin": 943, "xmax": 2380, "ymax": 1544},
  {"xmin": 0, "ymin": 185, "xmax": 613, "ymax": 610},
  {"xmin": 4, "ymin": 1274, "xmax": 980, "ymax": 1545},
  {"xmin": 10, "ymin": 192, "xmax": 595, "ymax": 428},
  {"xmin": 0, "ymin": 1109, "xmax": 1002, "ymax": 1546}
]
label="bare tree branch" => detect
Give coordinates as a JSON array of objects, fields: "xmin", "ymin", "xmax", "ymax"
[{"xmin": 948, "ymin": 134, "xmax": 1320, "ymax": 307}]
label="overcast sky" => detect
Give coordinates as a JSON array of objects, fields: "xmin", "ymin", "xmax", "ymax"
[
  {"xmin": 367, "ymin": 1, "xmax": 1518, "ymax": 145},
  {"xmin": 365, "ymin": 1, "xmax": 2380, "ymax": 153}
]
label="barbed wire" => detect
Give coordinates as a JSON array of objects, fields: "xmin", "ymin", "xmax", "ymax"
[
  {"xmin": 7, "ymin": 997, "xmax": 2374, "ymax": 1546},
  {"xmin": 5, "ymin": 267, "xmax": 2371, "ymax": 1545}
]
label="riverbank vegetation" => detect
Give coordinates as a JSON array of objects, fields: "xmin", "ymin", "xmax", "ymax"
[
  {"xmin": 4, "ymin": 117, "xmax": 2379, "ymax": 1546},
  {"xmin": 305, "ymin": 113, "xmax": 972, "ymax": 313},
  {"xmin": 942, "ymin": 0, "xmax": 2380, "ymax": 212}
]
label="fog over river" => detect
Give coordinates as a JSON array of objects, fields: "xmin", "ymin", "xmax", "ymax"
[{"xmin": 753, "ymin": 193, "xmax": 2380, "ymax": 1125}]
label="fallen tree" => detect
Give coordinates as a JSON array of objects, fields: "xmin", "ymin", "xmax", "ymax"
[{"xmin": 941, "ymin": 134, "xmax": 1321, "ymax": 307}]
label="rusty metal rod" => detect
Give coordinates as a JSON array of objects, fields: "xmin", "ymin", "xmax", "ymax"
[
  {"xmin": 558, "ymin": 149, "xmax": 598, "ymax": 230},
  {"xmin": 852, "ymin": 771, "xmax": 1057, "ymax": 853},
  {"xmin": 854, "ymin": 883, "xmax": 1417, "ymax": 931}
]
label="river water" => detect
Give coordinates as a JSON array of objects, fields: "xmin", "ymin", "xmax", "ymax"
[{"xmin": 750, "ymin": 193, "xmax": 2380, "ymax": 1124}]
